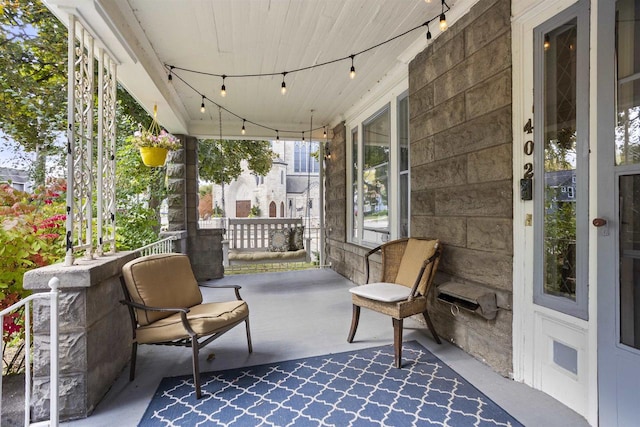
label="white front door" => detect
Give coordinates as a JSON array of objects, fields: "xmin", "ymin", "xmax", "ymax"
[
  {"xmin": 597, "ymin": 0, "xmax": 640, "ymax": 424},
  {"xmin": 512, "ymin": 0, "xmax": 596, "ymax": 422}
]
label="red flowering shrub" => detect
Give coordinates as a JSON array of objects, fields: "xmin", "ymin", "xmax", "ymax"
[{"xmin": 0, "ymin": 180, "xmax": 66, "ymax": 374}]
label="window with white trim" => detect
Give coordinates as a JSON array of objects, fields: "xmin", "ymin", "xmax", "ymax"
[{"xmin": 348, "ymin": 92, "xmax": 410, "ymax": 246}]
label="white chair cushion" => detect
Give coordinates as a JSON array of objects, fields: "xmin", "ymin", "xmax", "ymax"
[{"xmin": 349, "ymin": 282, "xmax": 412, "ymax": 303}]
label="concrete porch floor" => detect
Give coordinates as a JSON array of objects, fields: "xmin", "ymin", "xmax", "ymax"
[{"xmin": 63, "ymin": 268, "xmax": 588, "ymax": 426}]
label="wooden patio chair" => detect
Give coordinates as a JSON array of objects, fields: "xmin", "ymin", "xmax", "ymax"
[
  {"xmin": 120, "ymin": 253, "xmax": 252, "ymax": 398},
  {"xmin": 347, "ymin": 238, "xmax": 442, "ymax": 368}
]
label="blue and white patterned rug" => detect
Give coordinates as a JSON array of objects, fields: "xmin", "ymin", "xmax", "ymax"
[{"xmin": 139, "ymin": 341, "xmax": 522, "ymax": 426}]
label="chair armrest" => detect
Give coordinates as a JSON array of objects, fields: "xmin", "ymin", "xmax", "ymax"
[
  {"xmin": 199, "ymin": 282, "xmax": 244, "ymax": 301},
  {"xmin": 120, "ymin": 300, "xmax": 197, "ymax": 337},
  {"xmin": 120, "ymin": 299, "xmax": 190, "ymax": 314},
  {"xmin": 364, "ymin": 245, "xmax": 383, "ymax": 284},
  {"xmin": 199, "ymin": 282, "xmax": 241, "ymax": 290},
  {"xmin": 407, "ymin": 246, "xmax": 441, "ymax": 301}
]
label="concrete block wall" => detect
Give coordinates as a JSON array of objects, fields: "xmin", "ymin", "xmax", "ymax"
[
  {"xmin": 325, "ymin": 122, "xmax": 370, "ymax": 283},
  {"xmin": 24, "ymin": 253, "xmax": 136, "ymax": 421},
  {"xmin": 408, "ymin": 0, "xmax": 513, "ymax": 376},
  {"xmin": 324, "ymin": 0, "xmax": 514, "ymax": 377}
]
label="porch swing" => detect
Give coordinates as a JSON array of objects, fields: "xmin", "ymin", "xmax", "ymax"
[{"xmin": 222, "ymin": 109, "xmax": 315, "ymax": 267}]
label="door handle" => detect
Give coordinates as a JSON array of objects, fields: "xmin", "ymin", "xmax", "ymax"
[
  {"xmin": 592, "ymin": 218, "xmax": 607, "ymax": 227},
  {"xmin": 592, "ymin": 217, "xmax": 609, "ymax": 236}
]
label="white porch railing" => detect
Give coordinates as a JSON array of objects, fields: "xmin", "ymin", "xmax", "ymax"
[
  {"xmin": 0, "ymin": 277, "xmax": 60, "ymax": 427},
  {"xmin": 134, "ymin": 235, "xmax": 179, "ymax": 256}
]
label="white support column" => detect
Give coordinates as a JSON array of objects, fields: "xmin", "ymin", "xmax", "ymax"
[
  {"xmin": 66, "ymin": 15, "xmax": 118, "ymax": 264},
  {"xmin": 97, "ymin": 48, "xmax": 105, "ymax": 256},
  {"xmin": 65, "ymin": 15, "xmax": 76, "ymax": 266},
  {"xmin": 97, "ymin": 49, "xmax": 117, "ymax": 256}
]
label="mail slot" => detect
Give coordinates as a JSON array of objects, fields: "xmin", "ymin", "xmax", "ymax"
[{"xmin": 437, "ymin": 281, "xmax": 498, "ymax": 320}]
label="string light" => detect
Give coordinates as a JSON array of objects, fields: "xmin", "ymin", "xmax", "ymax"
[
  {"xmin": 302, "ymin": 131, "xmax": 305, "ymax": 141},
  {"xmin": 323, "ymin": 127, "xmax": 327, "ymax": 138},
  {"xmin": 544, "ymin": 34, "xmax": 550, "ymax": 50},
  {"xmin": 349, "ymin": 55, "xmax": 356, "ymax": 79},
  {"xmin": 200, "ymin": 95, "xmax": 206, "ymax": 113},
  {"xmin": 439, "ymin": 0, "xmax": 448, "ymax": 32},
  {"xmin": 166, "ymin": 2, "xmax": 452, "ymax": 137},
  {"xmin": 166, "ymin": 2, "xmax": 451, "ymax": 87}
]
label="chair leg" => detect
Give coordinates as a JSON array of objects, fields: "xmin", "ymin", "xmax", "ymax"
[
  {"xmin": 347, "ymin": 305, "xmax": 361, "ymax": 343},
  {"xmin": 393, "ymin": 318, "xmax": 403, "ymax": 368},
  {"xmin": 191, "ymin": 336, "xmax": 202, "ymax": 399},
  {"xmin": 245, "ymin": 318, "xmax": 253, "ymax": 353},
  {"xmin": 423, "ymin": 310, "xmax": 442, "ymax": 344},
  {"xmin": 129, "ymin": 342, "xmax": 137, "ymax": 382}
]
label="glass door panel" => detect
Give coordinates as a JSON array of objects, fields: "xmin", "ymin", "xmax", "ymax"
[
  {"xmin": 619, "ymin": 175, "xmax": 640, "ymax": 350},
  {"xmin": 534, "ymin": 2, "xmax": 588, "ymax": 319},
  {"xmin": 543, "ymin": 20, "xmax": 578, "ymax": 300}
]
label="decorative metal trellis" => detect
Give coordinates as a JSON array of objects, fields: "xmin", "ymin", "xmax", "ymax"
[
  {"xmin": 65, "ymin": 15, "xmax": 118, "ymax": 265},
  {"xmin": 97, "ymin": 48, "xmax": 117, "ymax": 256}
]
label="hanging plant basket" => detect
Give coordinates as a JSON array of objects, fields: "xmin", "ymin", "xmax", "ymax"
[
  {"xmin": 127, "ymin": 105, "xmax": 181, "ymax": 168},
  {"xmin": 139, "ymin": 146, "xmax": 168, "ymax": 167}
]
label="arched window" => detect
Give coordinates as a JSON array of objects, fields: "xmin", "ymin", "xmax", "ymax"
[
  {"xmin": 269, "ymin": 201, "xmax": 277, "ymax": 217},
  {"xmin": 280, "ymin": 202, "xmax": 285, "ymax": 217}
]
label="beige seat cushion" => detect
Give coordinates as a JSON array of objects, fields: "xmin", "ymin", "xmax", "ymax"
[
  {"xmin": 136, "ymin": 300, "xmax": 249, "ymax": 344},
  {"xmin": 229, "ymin": 249, "xmax": 307, "ymax": 262},
  {"xmin": 349, "ymin": 282, "xmax": 412, "ymax": 302},
  {"xmin": 394, "ymin": 239, "xmax": 438, "ymax": 289},
  {"xmin": 122, "ymin": 253, "xmax": 203, "ymax": 326}
]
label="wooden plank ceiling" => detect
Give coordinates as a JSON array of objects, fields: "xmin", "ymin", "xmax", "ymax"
[{"xmin": 54, "ymin": 0, "xmax": 446, "ymax": 139}]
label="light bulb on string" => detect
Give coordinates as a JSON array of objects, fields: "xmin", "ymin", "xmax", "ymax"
[
  {"xmin": 544, "ymin": 35, "xmax": 550, "ymax": 50},
  {"xmin": 241, "ymin": 120, "xmax": 246, "ymax": 135},
  {"xmin": 200, "ymin": 95, "xmax": 206, "ymax": 113},
  {"xmin": 276, "ymin": 130, "xmax": 280, "ymax": 140},
  {"xmin": 323, "ymin": 127, "xmax": 327, "ymax": 138},
  {"xmin": 168, "ymin": 66, "xmax": 174, "ymax": 81},
  {"xmin": 349, "ymin": 55, "xmax": 356, "ymax": 79},
  {"xmin": 426, "ymin": 23, "xmax": 432, "ymax": 40},
  {"xmin": 220, "ymin": 75, "xmax": 227, "ymax": 97},
  {"xmin": 424, "ymin": 0, "xmax": 432, "ymax": 3},
  {"xmin": 302, "ymin": 132, "xmax": 305, "ymax": 141},
  {"xmin": 439, "ymin": 13, "xmax": 447, "ymax": 31},
  {"xmin": 439, "ymin": 0, "xmax": 447, "ymax": 31},
  {"xmin": 281, "ymin": 73, "xmax": 287, "ymax": 95}
]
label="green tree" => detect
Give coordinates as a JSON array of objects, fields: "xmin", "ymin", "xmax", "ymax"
[
  {"xmin": 0, "ymin": 1, "xmax": 68, "ymax": 185},
  {"xmin": 198, "ymin": 139, "xmax": 274, "ymax": 215}
]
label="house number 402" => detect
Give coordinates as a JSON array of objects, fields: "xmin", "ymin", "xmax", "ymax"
[{"xmin": 521, "ymin": 118, "xmax": 534, "ymax": 200}]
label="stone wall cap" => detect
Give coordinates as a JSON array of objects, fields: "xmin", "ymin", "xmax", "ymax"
[{"xmin": 23, "ymin": 252, "xmax": 137, "ymax": 291}]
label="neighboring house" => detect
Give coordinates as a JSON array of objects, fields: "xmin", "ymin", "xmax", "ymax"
[
  {"xmin": 211, "ymin": 139, "xmax": 320, "ymax": 224},
  {"xmin": 0, "ymin": 167, "xmax": 32, "ymax": 193}
]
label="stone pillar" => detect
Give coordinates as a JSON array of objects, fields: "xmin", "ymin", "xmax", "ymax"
[
  {"xmin": 166, "ymin": 136, "xmax": 187, "ymax": 231},
  {"xmin": 169, "ymin": 134, "xmax": 224, "ymax": 281},
  {"xmin": 24, "ymin": 252, "xmax": 137, "ymax": 421}
]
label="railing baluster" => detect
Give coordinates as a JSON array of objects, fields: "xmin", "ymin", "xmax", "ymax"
[
  {"xmin": 0, "ymin": 278, "xmax": 60, "ymax": 426},
  {"xmin": 135, "ymin": 235, "xmax": 179, "ymax": 257}
]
